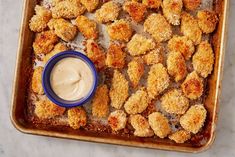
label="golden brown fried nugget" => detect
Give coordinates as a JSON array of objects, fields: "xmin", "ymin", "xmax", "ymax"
[
  {"xmin": 183, "ymin": 0, "xmax": 201, "ymax": 10},
  {"xmin": 29, "ymin": 5, "xmax": 52, "ymax": 32},
  {"xmin": 169, "ymin": 130, "xmax": 191, "ymax": 143},
  {"xmin": 192, "ymin": 41, "xmax": 214, "ymax": 78},
  {"xmin": 168, "ymin": 35, "xmax": 195, "ymax": 60},
  {"xmin": 123, "ymin": 1, "xmax": 147, "ymax": 22},
  {"xmin": 161, "ymin": 89, "xmax": 189, "ymax": 114},
  {"xmin": 108, "ymin": 110, "xmax": 127, "ymax": 131},
  {"xmin": 92, "ymin": 84, "xmax": 109, "ymax": 118},
  {"xmin": 130, "ymin": 114, "xmax": 154, "ymax": 137},
  {"xmin": 127, "ymin": 34, "xmax": 155, "ymax": 56},
  {"xmin": 142, "ymin": 0, "xmax": 162, "ymax": 9},
  {"xmin": 68, "ymin": 107, "xmax": 87, "ymax": 129},
  {"xmin": 180, "ymin": 104, "xmax": 207, "ymax": 134},
  {"xmin": 181, "ymin": 71, "xmax": 203, "ymax": 100},
  {"xmin": 44, "ymin": 42, "xmax": 68, "ymax": 63},
  {"xmin": 80, "ymin": 0, "xmax": 99, "ymax": 12},
  {"xmin": 75, "ymin": 16, "xmax": 98, "ymax": 39},
  {"xmin": 148, "ymin": 112, "xmax": 171, "ymax": 138},
  {"xmin": 147, "ymin": 63, "xmax": 170, "ymax": 99},
  {"xmin": 197, "ymin": 10, "xmax": 218, "ymax": 34},
  {"xmin": 107, "ymin": 19, "xmax": 133, "ymax": 42},
  {"xmin": 181, "ymin": 12, "xmax": 202, "ymax": 45},
  {"xmin": 167, "ymin": 51, "xmax": 187, "ymax": 82},
  {"xmin": 144, "ymin": 14, "xmax": 172, "ymax": 42},
  {"xmin": 109, "ymin": 70, "xmax": 129, "ymax": 109},
  {"xmin": 33, "ymin": 30, "xmax": 59, "ymax": 54},
  {"xmin": 143, "ymin": 44, "xmax": 164, "ymax": 65},
  {"xmin": 32, "ymin": 67, "xmax": 44, "ymax": 94}
]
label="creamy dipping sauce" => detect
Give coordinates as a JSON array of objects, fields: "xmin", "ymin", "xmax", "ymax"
[{"xmin": 50, "ymin": 57, "xmax": 94, "ymax": 101}]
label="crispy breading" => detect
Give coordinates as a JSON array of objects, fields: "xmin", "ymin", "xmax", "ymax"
[
  {"xmin": 147, "ymin": 63, "xmax": 170, "ymax": 99},
  {"xmin": 143, "ymin": 44, "xmax": 164, "ymax": 65},
  {"xmin": 105, "ymin": 43, "xmax": 126, "ymax": 69},
  {"xmin": 31, "ymin": 67, "xmax": 44, "ymax": 94},
  {"xmin": 181, "ymin": 12, "xmax": 202, "ymax": 45},
  {"xmin": 95, "ymin": 1, "xmax": 121, "ymax": 23},
  {"xmin": 127, "ymin": 34, "xmax": 155, "ymax": 56},
  {"xmin": 68, "ymin": 107, "xmax": 87, "ymax": 129},
  {"xmin": 109, "ymin": 70, "xmax": 129, "ymax": 109},
  {"xmin": 181, "ymin": 71, "xmax": 203, "ymax": 100},
  {"xmin": 162, "ymin": 0, "xmax": 183, "ymax": 25},
  {"xmin": 180, "ymin": 104, "xmax": 207, "ymax": 134},
  {"xmin": 148, "ymin": 112, "xmax": 171, "ymax": 138},
  {"xmin": 161, "ymin": 89, "xmax": 189, "ymax": 114},
  {"xmin": 107, "ymin": 19, "xmax": 133, "ymax": 42},
  {"xmin": 80, "ymin": 0, "xmax": 99, "ymax": 12},
  {"xmin": 144, "ymin": 13, "xmax": 172, "ymax": 42},
  {"xmin": 183, "ymin": 0, "xmax": 201, "ymax": 11},
  {"xmin": 44, "ymin": 42, "xmax": 68, "ymax": 63},
  {"xmin": 192, "ymin": 41, "xmax": 214, "ymax": 78},
  {"xmin": 33, "ymin": 30, "xmax": 59, "ymax": 54},
  {"xmin": 169, "ymin": 130, "xmax": 191, "ymax": 143},
  {"xmin": 123, "ymin": 1, "xmax": 147, "ymax": 22},
  {"xmin": 142, "ymin": 0, "xmax": 162, "ymax": 9},
  {"xmin": 197, "ymin": 10, "xmax": 218, "ymax": 34},
  {"xmin": 92, "ymin": 84, "xmax": 109, "ymax": 118},
  {"xmin": 167, "ymin": 51, "xmax": 187, "ymax": 82},
  {"xmin": 108, "ymin": 110, "xmax": 127, "ymax": 131},
  {"xmin": 168, "ymin": 35, "xmax": 195, "ymax": 60},
  {"xmin": 29, "ymin": 5, "xmax": 52, "ymax": 32},
  {"xmin": 130, "ymin": 114, "xmax": 154, "ymax": 137},
  {"xmin": 75, "ymin": 15, "xmax": 98, "ymax": 39}
]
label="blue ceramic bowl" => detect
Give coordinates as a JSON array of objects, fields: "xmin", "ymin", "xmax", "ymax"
[{"xmin": 42, "ymin": 50, "xmax": 98, "ymax": 108}]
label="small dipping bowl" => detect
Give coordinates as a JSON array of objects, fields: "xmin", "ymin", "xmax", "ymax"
[{"xmin": 42, "ymin": 50, "xmax": 98, "ymax": 108}]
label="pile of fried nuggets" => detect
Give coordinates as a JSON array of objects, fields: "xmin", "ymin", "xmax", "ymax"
[{"xmin": 29, "ymin": 0, "xmax": 218, "ymax": 144}]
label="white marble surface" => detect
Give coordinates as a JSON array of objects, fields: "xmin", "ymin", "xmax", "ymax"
[{"xmin": 0, "ymin": 0, "xmax": 235, "ymax": 156}]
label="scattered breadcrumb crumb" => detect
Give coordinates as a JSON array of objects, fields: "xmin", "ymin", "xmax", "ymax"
[
  {"xmin": 68, "ymin": 107, "xmax": 87, "ymax": 129},
  {"xmin": 80, "ymin": 0, "xmax": 99, "ymax": 12},
  {"xmin": 169, "ymin": 130, "xmax": 191, "ymax": 143},
  {"xmin": 123, "ymin": 1, "xmax": 147, "ymax": 22},
  {"xmin": 197, "ymin": 10, "xmax": 218, "ymax": 34},
  {"xmin": 183, "ymin": 0, "xmax": 201, "ymax": 11},
  {"xmin": 108, "ymin": 110, "xmax": 127, "ymax": 131},
  {"xmin": 31, "ymin": 67, "xmax": 44, "ymax": 94},
  {"xmin": 142, "ymin": 0, "xmax": 162, "ymax": 9},
  {"xmin": 44, "ymin": 42, "xmax": 68, "ymax": 63}
]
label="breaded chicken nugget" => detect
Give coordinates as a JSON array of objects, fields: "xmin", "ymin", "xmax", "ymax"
[
  {"xmin": 29, "ymin": 5, "xmax": 52, "ymax": 32},
  {"xmin": 95, "ymin": 1, "xmax": 120, "ymax": 23},
  {"xmin": 127, "ymin": 34, "xmax": 155, "ymax": 56},
  {"xmin": 148, "ymin": 112, "xmax": 171, "ymax": 138},
  {"xmin": 144, "ymin": 14, "xmax": 172, "ymax": 42},
  {"xmin": 130, "ymin": 114, "xmax": 154, "ymax": 137},
  {"xmin": 183, "ymin": 0, "xmax": 201, "ymax": 11},
  {"xmin": 180, "ymin": 104, "xmax": 207, "ymax": 134},
  {"xmin": 32, "ymin": 67, "xmax": 44, "ymax": 94},
  {"xmin": 109, "ymin": 70, "xmax": 129, "ymax": 109},
  {"xmin": 181, "ymin": 12, "xmax": 202, "ymax": 45},
  {"xmin": 161, "ymin": 89, "xmax": 189, "ymax": 114},
  {"xmin": 107, "ymin": 19, "xmax": 133, "ymax": 42},
  {"xmin": 106, "ymin": 43, "xmax": 126, "ymax": 69},
  {"xmin": 92, "ymin": 84, "xmax": 109, "ymax": 118},
  {"xmin": 127, "ymin": 58, "xmax": 144, "ymax": 88},
  {"xmin": 197, "ymin": 10, "xmax": 218, "ymax": 34},
  {"xmin": 168, "ymin": 35, "xmax": 195, "ymax": 60},
  {"xmin": 108, "ymin": 110, "xmax": 127, "ymax": 131},
  {"xmin": 44, "ymin": 42, "xmax": 68, "ymax": 63},
  {"xmin": 80, "ymin": 0, "xmax": 99, "ymax": 12},
  {"xmin": 162, "ymin": 0, "xmax": 183, "ymax": 25},
  {"xmin": 169, "ymin": 130, "xmax": 191, "ymax": 143},
  {"xmin": 192, "ymin": 41, "xmax": 214, "ymax": 78},
  {"xmin": 143, "ymin": 44, "xmax": 164, "ymax": 65},
  {"xmin": 167, "ymin": 51, "xmax": 187, "ymax": 82},
  {"xmin": 147, "ymin": 63, "xmax": 170, "ymax": 99},
  {"xmin": 123, "ymin": 1, "xmax": 147, "ymax": 22},
  {"xmin": 68, "ymin": 107, "xmax": 87, "ymax": 129},
  {"xmin": 181, "ymin": 71, "xmax": 203, "ymax": 100},
  {"xmin": 142, "ymin": 0, "xmax": 162, "ymax": 9},
  {"xmin": 33, "ymin": 30, "xmax": 59, "ymax": 54},
  {"xmin": 75, "ymin": 15, "xmax": 98, "ymax": 39}
]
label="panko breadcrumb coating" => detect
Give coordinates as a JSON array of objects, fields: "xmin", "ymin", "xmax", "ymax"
[
  {"xmin": 161, "ymin": 89, "xmax": 189, "ymax": 114},
  {"xmin": 127, "ymin": 34, "xmax": 155, "ymax": 56},
  {"xmin": 110, "ymin": 70, "xmax": 129, "ymax": 109},
  {"xmin": 144, "ymin": 14, "xmax": 172, "ymax": 42},
  {"xmin": 108, "ymin": 110, "xmax": 127, "ymax": 131},
  {"xmin": 162, "ymin": 0, "xmax": 183, "ymax": 25},
  {"xmin": 68, "ymin": 107, "xmax": 87, "ymax": 129},
  {"xmin": 181, "ymin": 12, "xmax": 202, "ymax": 45},
  {"xmin": 44, "ymin": 42, "xmax": 68, "ymax": 63},
  {"xmin": 75, "ymin": 16, "xmax": 98, "ymax": 39},
  {"xmin": 180, "ymin": 104, "xmax": 207, "ymax": 134},
  {"xmin": 147, "ymin": 64, "xmax": 170, "ymax": 99},
  {"xmin": 130, "ymin": 114, "xmax": 154, "ymax": 137},
  {"xmin": 148, "ymin": 112, "xmax": 171, "ymax": 138},
  {"xmin": 32, "ymin": 67, "xmax": 44, "ymax": 94},
  {"xmin": 29, "ymin": 5, "xmax": 52, "ymax": 32},
  {"xmin": 183, "ymin": 0, "xmax": 201, "ymax": 11},
  {"xmin": 197, "ymin": 10, "xmax": 218, "ymax": 34},
  {"xmin": 142, "ymin": 0, "xmax": 162, "ymax": 9},
  {"xmin": 107, "ymin": 19, "xmax": 133, "ymax": 42},
  {"xmin": 95, "ymin": 1, "xmax": 121, "ymax": 23},
  {"xmin": 169, "ymin": 130, "xmax": 191, "ymax": 143},
  {"xmin": 80, "ymin": 0, "xmax": 99, "ymax": 12},
  {"xmin": 143, "ymin": 45, "xmax": 164, "ymax": 65},
  {"xmin": 123, "ymin": 1, "xmax": 147, "ymax": 23},
  {"xmin": 92, "ymin": 84, "xmax": 109, "ymax": 118},
  {"xmin": 181, "ymin": 71, "xmax": 203, "ymax": 100},
  {"xmin": 168, "ymin": 35, "xmax": 195, "ymax": 60},
  {"xmin": 192, "ymin": 41, "xmax": 214, "ymax": 78}
]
